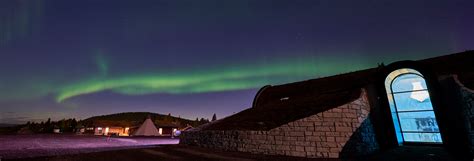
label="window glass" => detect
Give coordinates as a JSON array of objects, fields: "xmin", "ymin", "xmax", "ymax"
[
  {"xmin": 386, "ymin": 69, "xmax": 442, "ymax": 144},
  {"xmin": 392, "ymin": 74, "xmax": 428, "ymax": 93},
  {"xmin": 398, "ymin": 111, "xmax": 440, "ymax": 132},
  {"xmin": 403, "ymin": 133, "xmax": 442, "ymax": 143},
  {"xmin": 392, "ymin": 92, "xmax": 433, "ymax": 111}
]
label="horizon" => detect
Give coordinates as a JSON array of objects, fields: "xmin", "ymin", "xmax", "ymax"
[{"xmin": 1, "ymin": 0, "xmax": 474, "ymax": 124}]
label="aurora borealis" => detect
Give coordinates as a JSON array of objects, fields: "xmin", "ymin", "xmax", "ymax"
[{"xmin": 1, "ymin": 0, "xmax": 473, "ymax": 124}]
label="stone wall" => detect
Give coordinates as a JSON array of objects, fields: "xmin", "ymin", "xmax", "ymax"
[
  {"xmin": 461, "ymin": 88, "xmax": 474, "ymax": 154},
  {"xmin": 180, "ymin": 89, "xmax": 379, "ymax": 158},
  {"xmin": 454, "ymin": 76, "xmax": 474, "ymax": 154}
]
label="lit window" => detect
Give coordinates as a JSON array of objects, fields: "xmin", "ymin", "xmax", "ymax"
[{"xmin": 385, "ymin": 68, "xmax": 442, "ymax": 144}]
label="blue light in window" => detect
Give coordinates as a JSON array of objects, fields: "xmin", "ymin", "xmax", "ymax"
[{"xmin": 386, "ymin": 71, "xmax": 442, "ymax": 144}]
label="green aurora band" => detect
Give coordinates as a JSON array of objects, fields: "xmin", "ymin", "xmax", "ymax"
[{"xmin": 56, "ymin": 56, "xmax": 371, "ymax": 103}]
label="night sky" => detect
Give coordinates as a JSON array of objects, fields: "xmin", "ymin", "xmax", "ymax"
[{"xmin": 1, "ymin": 0, "xmax": 473, "ymax": 124}]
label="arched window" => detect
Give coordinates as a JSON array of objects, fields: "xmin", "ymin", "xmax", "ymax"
[{"xmin": 385, "ymin": 68, "xmax": 442, "ymax": 144}]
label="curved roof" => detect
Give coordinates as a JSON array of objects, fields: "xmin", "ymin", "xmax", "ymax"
[{"xmin": 202, "ymin": 50, "xmax": 474, "ymax": 131}]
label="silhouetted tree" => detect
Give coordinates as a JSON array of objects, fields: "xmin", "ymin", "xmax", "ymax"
[
  {"xmin": 71, "ymin": 118, "xmax": 77, "ymax": 130},
  {"xmin": 199, "ymin": 118, "xmax": 210, "ymax": 124},
  {"xmin": 212, "ymin": 113, "xmax": 217, "ymax": 121},
  {"xmin": 43, "ymin": 118, "xmax": 52, "ymax": 133},
  {"xmin": 60, "ymin": 119, "xmax": 66, "ymax": 130},
  {"xmin": 45, "ymin": 118, "xmax": 51, "ymax": 125}
]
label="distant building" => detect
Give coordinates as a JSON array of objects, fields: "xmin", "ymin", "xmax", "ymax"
[
  {"xmin": 53, "ymin": 125, "xmax": 61, "ymax": 133},
  {"xmin": 77, "ymin": 121, "xmax": 132, "ymax": 136},
  {"xmin": 53, "ymin": 128, "xmax": 61, "ymax": 133},
  {"xmin": 180, "ymin": 51, "xmax": 474, "ymax": 160},
  {"xmin": 156, "ymin": 122, "xmax": 180, "ymax": 137},
  {"xmin": 77, "ymin": 119, "xmax": 182, "ymax": 137},
  {"xmin": 89, "ymin": 126, "xmax": 130, "ymax": 136}
]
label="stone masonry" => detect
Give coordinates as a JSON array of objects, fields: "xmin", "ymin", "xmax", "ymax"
[
  {"xmin": 180, "ymin": 89, "xmax": 379, "ymax": 158},
  {"xmin": 454, "ymin": 76, "xmax": 474, "ymax": 154}
]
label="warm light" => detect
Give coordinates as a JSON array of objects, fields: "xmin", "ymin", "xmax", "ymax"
[
  {"xmin": 410, "ymin": 82, "xmax": 429, "ymax": 102},
  {"xmin": 105, "ymin": 127, "xmax": 109, "ymax": 135},
  {"xmin": 158, "ymin": 128, "xmax": 163, "ymax": 135},
  {"xmin": 124, "ymin": 127, "xmax": 130, "ymax": 136}
]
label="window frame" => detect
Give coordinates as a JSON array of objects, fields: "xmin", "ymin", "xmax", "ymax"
[{"xmin": 386, "ymin": 70, "xmax": 443, "ymax": 145}]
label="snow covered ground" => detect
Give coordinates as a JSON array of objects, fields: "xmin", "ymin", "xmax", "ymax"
[{"xmin": 0, "ymin": 134, "xmax": 179, "ymax": 159}]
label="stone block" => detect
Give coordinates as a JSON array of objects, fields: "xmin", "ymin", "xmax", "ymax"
[
  {"xmin": 323, "ymin": 118, "xmax": 339, "ymax": 122},
  {"xmin": 315, "ymin": 126, "xmax": 332, "ymax": 132},
  {"xmin": 295, "ymin": 127, "xmax": 307, "ymax": 131},
  {"xmin": 275, "ymin": 140, "xmax": 283, "ymax": 145},
  {"xmin": 284, "ymin": 136, "xmax": 297, "ymax": 141},
  {"xmin": 266, "ymin": 135, "xmax": 275, "ymax": 141},
  {"xmin": 323, "ymin": 112, "xmax": 341, "ymax": 118},
  {"xmin": 305, "ymin": 136, "xmax": 321, "ymax": 141},
  {"xmin": 306, "ymin": 151, "xmax": 317, "ymax": 157},
  {"xmin": 327, "ymin": 142, "xmax": 338, "ymax": 148},
  {"xmin": 331, "ymin": 108, "xmax": 343, "ymax": 112},
  {"xmin": 313, "ymin": 122, "xmax": 322, "ymax": 126},
  {"xmin": 305, "ymin": 146, "xmax": 316, "ymax": 152},
  {"xmin": 290, "ymin": 131, "xmax": 304, "ymax": 136},
  {"xmin": 312, "ymin": 132, "xmax": 325, "ymax": 136},
  {"xmin": 295, "ymin": 146, "xmax": 305, "ymax": 152},
  {"xmin": 300, "ymin": 122, "xmax": 314, "ymax": 127},
  {"xmin": 336, "ymin": 126, "xmax": 352, "ymax": 132},
  {"xmin": 335, "ymin": 137, "xmax": 348, "ymax": 142},
  {"xmin": 276, "ymin": 145, "xmax": 290, "ymax": 151},
  {"xmin": 322, "ymin": 122, "xmax": 335, "ymax": 126},
  {"xmin": 275, "ymin": 135, "xmax": 284, "ymax": 140},
  {"xmin": 291, "ymin": 151, "xmax": 307, "ymax": 157},
  {"xmin": 325, "ymin": 132, "xmax": 340, "ymax": 136},
  {"xmin": 326, "ymin": 136, "xmax": 335, "ymax": 142},
  {"xmin": 329, "ymin": 147, "xmax": 340, "ymax": 152},
  {"xmin": 343, "ymin": 113, "xmax": 357, "ymax": 118},
  {"xmin": 297, "ymin": 136, "xmax": 305, "ymax": 141},
  {"xmin": 317, "ymin": 147, "xmax": 330, "ymax": 152},
  {"xmin": 328, "ymin": 152, "xmax": 339, "ymax": 158}
]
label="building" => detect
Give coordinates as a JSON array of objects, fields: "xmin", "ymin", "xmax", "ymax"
[
  {"xmin": 77, "ymin": 121, "xmax": 132, "ymax": 136},
  {"xmin": 89, "ymin": 126, "xmax": 130, "ymax": 136},
  {"xmin": 156, "ymin": 122, "xmax": 180, "ymax": 136},
  {"xmin": 180, "ymin": 51, "xmax": 474, "ymax": 160}
]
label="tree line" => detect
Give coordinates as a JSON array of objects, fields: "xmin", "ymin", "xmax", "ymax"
[{"xmin": 24, "ymin": 118, "xmax": 78, "ymax": 133}]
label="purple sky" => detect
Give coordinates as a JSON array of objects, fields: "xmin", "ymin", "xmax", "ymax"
[{"xmin": 0, "ymin": 0, "xmax": 473, "ymax": 124}]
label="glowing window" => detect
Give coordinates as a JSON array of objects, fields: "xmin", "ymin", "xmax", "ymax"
[{"xmin": 385, "ymin": 68, "xmax": 442, "ymax": 144}]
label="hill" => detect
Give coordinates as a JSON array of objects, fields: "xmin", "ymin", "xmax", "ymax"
[{"xmin": 79, "ymin": 112, "xmax": 208, "ymax": 128}]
